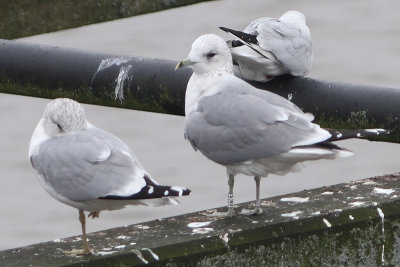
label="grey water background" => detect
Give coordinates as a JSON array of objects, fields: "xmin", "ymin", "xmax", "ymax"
[{"xmin": 1, "ymin": 0, "xmax": 400, "ymax": 250}]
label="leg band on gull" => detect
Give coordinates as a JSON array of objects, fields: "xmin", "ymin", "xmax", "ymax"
[{"xmin": 227, "ymin": 193, "xmax": 234, "ymax": 208}]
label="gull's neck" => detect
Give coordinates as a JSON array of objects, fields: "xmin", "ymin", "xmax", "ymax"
[
  {"xmin": 185, "ymin": 67, "xmax": 233, "ymax": 116},
  {"xmin": 29, "ymin": 118, "xmax": 50, "ymax": 158}
]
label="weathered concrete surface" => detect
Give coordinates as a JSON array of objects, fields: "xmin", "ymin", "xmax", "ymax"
[
  {"xmin": 0, "ymin": 0, "xmax": 214, "ymax": 39},
  {"xmin": 1, "ymin": 173, "xmax": 400, "ymax": 266}
]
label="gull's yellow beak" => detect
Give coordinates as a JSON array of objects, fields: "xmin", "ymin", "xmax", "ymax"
[{"xmin": 175, "ymin": 58, "xmax": 194, "ymax": 71}]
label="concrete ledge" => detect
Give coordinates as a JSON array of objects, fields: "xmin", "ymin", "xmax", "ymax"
[{"xmin": 1, "ymin": 173, "xmax": 400, "ymax": 266}]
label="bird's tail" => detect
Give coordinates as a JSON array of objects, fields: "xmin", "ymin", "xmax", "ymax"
[{"xmin": 291, "ymin": 128, "xmax": 390, "ymax": 160}]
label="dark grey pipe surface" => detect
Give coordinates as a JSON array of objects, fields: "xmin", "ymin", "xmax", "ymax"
[
  {"xmin": 0, "ymin": 39, "xmax": 398, "ymax": 141},
  {"xmin": 253, "ymin": 76, "xmax": 400, "ymax": 129},
  {"xmin": 0, "ymin": 39, "xmax": 191, "ymax": 115}
]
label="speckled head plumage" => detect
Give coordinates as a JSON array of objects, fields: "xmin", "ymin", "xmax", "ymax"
[
  {"xmin": 176, "ymin": 34, "xmax": 233, "ymax": 75},
  {"xmin": 42, "ymin": 98, "xmax": 87, "ymax": 136}
]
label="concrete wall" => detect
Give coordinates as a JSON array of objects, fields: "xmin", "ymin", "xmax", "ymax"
[{"xmin": 1, "ymin": 173, "xmax": 399, "ymax": 266}]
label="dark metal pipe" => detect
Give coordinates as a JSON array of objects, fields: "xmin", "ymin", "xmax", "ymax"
[
  {"xmin": 0, "ymin": 39, "xmax": 191, "ymax": 115},
  {"xmin": 253, "ymin": 76, "xmax": 400, "ymax": 131},
  {"xmin": 0, "ymin": 39, "xmax": 398, "ymax": 142}
]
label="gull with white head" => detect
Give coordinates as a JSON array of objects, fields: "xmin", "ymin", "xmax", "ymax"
[
  {"xmin": 29, "ymin": 98, "xmax": 191, "ymax": 255},
  {"xmin": 219, "ymin": 10, "xmax": 312, "ymax": 82},
  {"xmin": 176, "ymin": 34, "xmax": 387, "ymax": 217}
]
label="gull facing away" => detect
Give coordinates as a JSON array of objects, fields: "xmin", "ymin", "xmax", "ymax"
[
  {"xmin": 176, "ymin": 34, "xmax": 387, "ymax": 217},
  {"xmin": 219, "ymin": 10, "xmax": 312, "ymax": 82},
  {"xmin": 29, "ymin": 98, "xmax": 191, "ymax": 255}
]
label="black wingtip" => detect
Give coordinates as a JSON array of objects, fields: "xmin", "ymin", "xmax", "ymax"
[
  {"xmin": 219, "ymin": 26, "xmax": 231, "ymax": 33},
  {"xmin": 99, "ymin": 175, "xmax": 191, "ymax": 200},
  {"xmin": 167, "ymin": 186, "xmax": 191, "ymax": 197},
  {"xmin": 327, "ymin": 128, "xmax": 391, "ymax": 142},
  {"xmin": 219, "ymin": 26, "xmax": 258, "ymax": 45}
]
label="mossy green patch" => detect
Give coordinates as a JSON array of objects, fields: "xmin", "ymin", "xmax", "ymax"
[
  {"xmin": 0, "ymin": 78, "xmax": 167, "ymax": 114},
  {"xmin": 0, "ymin": 0, "xmax": 214, "ymax": 39}
]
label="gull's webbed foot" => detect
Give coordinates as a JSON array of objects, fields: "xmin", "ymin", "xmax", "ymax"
[
  {"xmin": 65, "ymin": 247, "xmax": 91, "ymax": 256},
  {"xmin": 88, "ymin": 211, "xmax": 100, "ymax": 219},
  {"xmin": 209, "ymin": 207, "xmax": 236, "ymax": 218}
]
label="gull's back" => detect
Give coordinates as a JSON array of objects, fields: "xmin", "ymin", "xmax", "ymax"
[
  {"xmin": 185, "ymin": 75, "xmax": 330, "ymax": 166},
  {"xmin": 30, "ymin": 126, "xmax": 145, "ymax": 203},
  {"xmin": 247, "ymin": 11, "xmax": 312, "ymax": 76}
]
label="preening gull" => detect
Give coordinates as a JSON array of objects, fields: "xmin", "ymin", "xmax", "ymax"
[
  {"xmin": 29, "ymin": 98, "xmax": 191, "ymax": 255},
  {"xmin": 176, "ymin": 34, "xmax": 388, "ymax": 217},
  {"xmin": 219, "ymin": 10, "xmax": 312, "ymax": 82}
]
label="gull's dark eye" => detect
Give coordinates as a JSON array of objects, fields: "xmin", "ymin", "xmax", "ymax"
[
  {"xmin": 207, "ymin": 52, "xmax": 217, "ymax": 59},
  {"xmin": 56, "ymin": 123, "xmax": 62, "ymax": 131}
]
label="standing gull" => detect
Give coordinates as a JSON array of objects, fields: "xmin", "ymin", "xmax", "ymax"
[
  {"xmin": 29, "ymin": 98, "xmax": 191, "ymax": 255},
  {"xmin": 176, "ymin": 34, "xmax": 387, "ymax": 217},
  {"xmin": 219, "ymin": 10, "xmax": 312, "ymax": 82}
]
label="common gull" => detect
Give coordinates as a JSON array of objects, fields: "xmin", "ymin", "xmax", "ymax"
[
  {"xmin": 176, "ymin": 34, "xmax": 387, "ymax": 217},
  {"xmin": 29, "ymin": 98, "xmax": 191, "ymax": 255},
  {"xmin": 219, "ymin": 10, "xmax": 312, "ymax": 82}
]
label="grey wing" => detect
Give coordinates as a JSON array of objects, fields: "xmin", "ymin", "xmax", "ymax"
[
  {"xmin": 255, "ymin": 19, "xmax": 312, "ymax": 75},
  {"xmin": 31, "ymin": 128, "xmax": 146, "ymax": 201},
  {"xmin": 185, "ymin": 78, "xmax": 329, "ymax": 165}
]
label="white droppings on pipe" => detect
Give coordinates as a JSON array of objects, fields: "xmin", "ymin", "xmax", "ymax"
[
  {"xmin": 220, "ymin": 233, "xmax": 229, "ymax": 245},
  {"xmin": 135, "ymin": 224, "xmax": 150, "ymax": 230},
  {"xmin": 187, "ymin": 221, "xmax": 212, "ymax": 228},
  {"xmin": 280, "ymin": 197, "xmax": 309, "ymax": 203},
  {"xmin": 142, "ymin": 248, "xmax": 159, "ymax": 261},
  {"xmin": 281, "ymin": 211, "xmax": 303, "ymax": 219},
  {"xmin": 377, "ymin": 207, "xmax": 385, "ymax": 265},
  {"xmin": 114, "ymin": 64, "xmax": 133, "ymax": 102},
  {"xmin": 91, "ymin": 57, "xmax": 133, "ymax": 102},
  {"xmin": 348, "ymin": 201, "xmax": 365, "ymax": 207},
  {"xmin": 377, "ymin": 207, "xmax": 384, "ymax": 219},
  {"xmin": 192, "ymin": 228, "xmax": 214, "ymax": 234},
  {"xmin": 97, "ymin": 251, "xmax": 118, "ymax": 256},
  {"xmin": 132, "ymin": 250, "xmax": 148, "ymax": 264},
  {"xmin": 116, "ymin": 235, "xmax": 130, "ymax": 240},
  {"xmin": 322, "ymin": 218, "xmax": 332, "ymax": 228},
  {"xmin": 374, "ymin": 187, "xmax": 395, "ymax": 195},
  {"xmin": 363, "ymin": 180, "xmax": 377, "ymax": 185}
]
